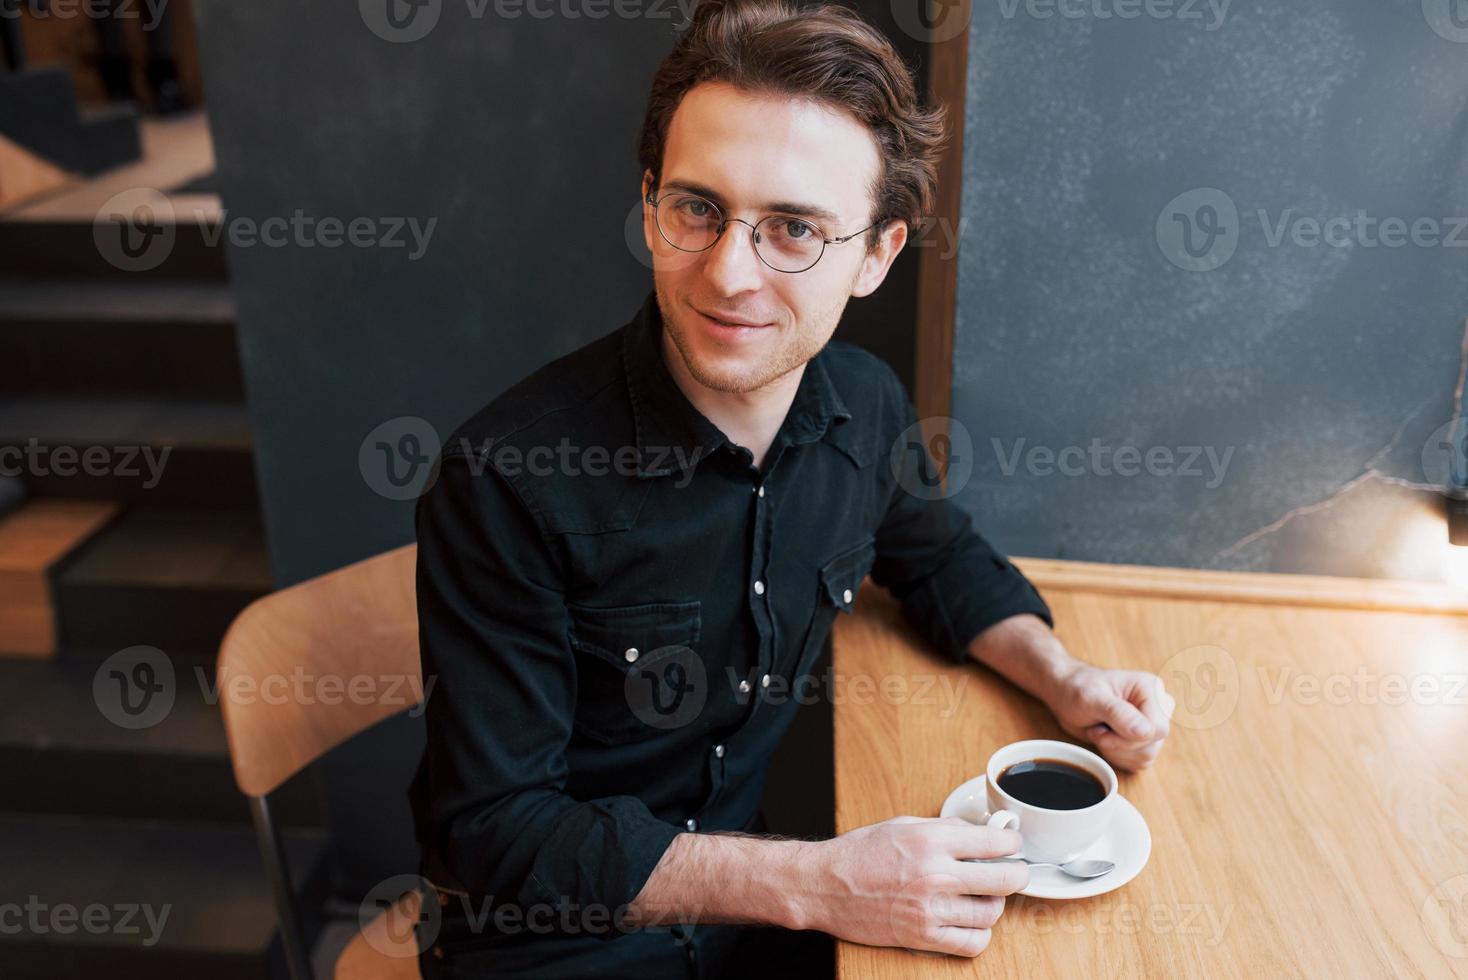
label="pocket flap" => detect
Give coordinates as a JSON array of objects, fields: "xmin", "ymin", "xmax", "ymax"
[
  {"xmin": 566, "ymin": 600, "xmax": 702, "ymax": 670},
  {"xmin": 818, "ymin": 539, "xmax": 877, "ymax": 613}
]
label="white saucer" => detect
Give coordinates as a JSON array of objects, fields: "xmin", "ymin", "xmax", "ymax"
[{"xmin": 938, "ymin": 775, "xmax": 1151, "ymax": 900}]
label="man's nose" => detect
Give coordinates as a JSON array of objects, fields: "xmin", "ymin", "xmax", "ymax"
[{"xmin": 702, "ymin": 218, "xmax": 766, "ymax": 293}]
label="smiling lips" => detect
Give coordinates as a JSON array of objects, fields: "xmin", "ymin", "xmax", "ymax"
[{"xmin": 696, "ymin": 305, "xmax": 773, "ymax": 329}]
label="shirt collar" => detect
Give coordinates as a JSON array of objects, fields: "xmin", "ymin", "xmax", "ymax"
[{"xmin": 622, "ymin": 290, "xmax": 855, "ymax": 480}]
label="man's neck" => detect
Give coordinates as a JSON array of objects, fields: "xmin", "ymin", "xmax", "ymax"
[{"xmin": 660, "ymin": 327, "xmax": 804, "ymax": 472}]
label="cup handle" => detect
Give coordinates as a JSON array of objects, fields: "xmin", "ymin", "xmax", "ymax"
[{"xmin": 979, "ymin": 809, "xmax": 1020, "ymax": 832}]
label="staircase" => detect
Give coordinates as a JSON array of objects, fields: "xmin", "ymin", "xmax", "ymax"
[
  {"xmin": 0, "ymin": 65, "xmax": 141, "ymax": 176},
  {"xmin": 0, "ymin": 191, "xmax": 331, "ymax": 979}
]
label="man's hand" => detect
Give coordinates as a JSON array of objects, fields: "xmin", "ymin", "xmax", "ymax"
[
  {"xmin": 1045, "ymin": 664, "xmax": 1174, "ymax": 772},
  {"xmin": 792, "ymin": 816, "xmax": 1029, "ymax": 957}
]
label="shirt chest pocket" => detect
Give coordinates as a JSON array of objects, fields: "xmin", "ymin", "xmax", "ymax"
[
  {"xmin": 793, "ymin": 538, "xmax": 877, "ymax": 675},
  {"xmin": 566, "ymin": 600, "xmax": 705, "ymax": 746}
]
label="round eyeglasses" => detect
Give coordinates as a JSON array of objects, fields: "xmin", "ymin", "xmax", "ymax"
[{"xmin": 645, "ymin": 190, "xmax": 879, "ymax": 274}]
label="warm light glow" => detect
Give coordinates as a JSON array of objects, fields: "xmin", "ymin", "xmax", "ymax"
[{"xmin": 1386, "ymin": 500, "xmax": 1468, "ymax": 589}]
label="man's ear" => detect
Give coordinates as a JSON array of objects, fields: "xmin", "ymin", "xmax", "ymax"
[
  {"xmin": 641, "ymin": 170, "xmax": 657, "ymax": 253},
  {"xmin": 851, "ymin": 218, "xmax": 909, "ymax": 298}
]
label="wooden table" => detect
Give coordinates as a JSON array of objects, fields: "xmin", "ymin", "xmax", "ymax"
[{"xmin": 832, "ymin": 558, "xmax": 1468, "ymax": 979}]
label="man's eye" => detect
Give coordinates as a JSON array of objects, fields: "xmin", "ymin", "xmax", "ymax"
[
  {"xmin": 679, "ymin": 199, "xmax": 715, "ymax": 218},
  {"xmin": 783, "ymin": 220, "xmax": 815, "ymax": 240}
]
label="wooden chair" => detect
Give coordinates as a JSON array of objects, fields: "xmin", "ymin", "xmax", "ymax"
[{"xmin": 217, "ymin": 544, "xmax": 423, "ymax": 980}]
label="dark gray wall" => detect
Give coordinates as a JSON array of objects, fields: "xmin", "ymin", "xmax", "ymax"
[
  {"xmin": 952, "ymin": 0, "xmax": 1468, "ymax": 580},
  {"xmin": 192, "ymin": 0, "xmax": 924, "ymax": 892}
]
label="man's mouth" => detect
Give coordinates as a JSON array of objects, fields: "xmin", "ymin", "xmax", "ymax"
[{"xmin": 694, "ymin": 305, "xmax": 773, "ymax": 329}]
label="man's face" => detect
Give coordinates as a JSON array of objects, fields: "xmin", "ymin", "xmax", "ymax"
[{"xmin": 642, "ymin": 81, "xmax": 907, "ymax": 395}]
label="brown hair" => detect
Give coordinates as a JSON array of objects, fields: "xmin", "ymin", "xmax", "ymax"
[{"xmin": 637, "ymin": 0, "xmax": 947, "ymax": 251}]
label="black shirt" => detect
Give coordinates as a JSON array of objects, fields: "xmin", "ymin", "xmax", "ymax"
[{"xmin": 409, "ymin": 290, "xmax": 1052, "ymax": 977}]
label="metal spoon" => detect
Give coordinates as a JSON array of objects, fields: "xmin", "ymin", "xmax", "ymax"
[{"xmin": 969, "ymin": 858, "xmax": 1116, "ymax": 879}]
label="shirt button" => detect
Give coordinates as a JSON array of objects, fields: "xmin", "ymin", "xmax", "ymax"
[
  {"xmin": 714, "ymin": 744, "xmax": 725, "ymax": 758},
  {"xmin": 685, "ymin": 817, "xmax": 698, "ymax": 831},
  {"xmin": 753, "ymin": 580, "xmax": 765, "ymax": 596},
  {"xmin": 761, "ymin": 674, "xmax": 771, "ymax": 689},
  {"xmin": 757, "ymin": 485, "xmax": 765, "ymax": 498},
  {"xmin": 842, "ymin": 588, "xmax": 853, "ymax": 604},
  {"xmin": 738, "ymin": 679, "xmax": 751, "ymax": 694},
  {"xmin": 624, "ymin": 647, "xmax": 639, "ymax": 663}
]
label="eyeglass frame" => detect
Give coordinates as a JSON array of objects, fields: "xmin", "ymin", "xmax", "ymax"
[{"xmin": 643, "ymin": 189, "xmax": 884, "ymax": 274}]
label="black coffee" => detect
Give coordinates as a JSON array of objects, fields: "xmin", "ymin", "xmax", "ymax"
[{"xmin": 997, "ymin": 759, "xmax": 1106, "ymax": 810}]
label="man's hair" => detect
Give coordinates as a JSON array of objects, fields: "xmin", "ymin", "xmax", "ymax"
[{"xmin": 637, "ymin": 0, "xmax": 947, "ymax": 251}]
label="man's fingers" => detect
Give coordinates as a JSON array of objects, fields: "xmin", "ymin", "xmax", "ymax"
[
  {"xmin": 1131, "ymin": 674, "xmax": 1174, "ymax": 738},
  {"xmin": 951, "ymin": 858, "xmax": 1030, "ymax": 896},
  {"xmin": 1091, "ymin": 728, "xmax": 1164, "ymax": 770},
  {"xmin": 923, "ymin": 925, "xmax": 993, "ymax": 958},
  {"xmin": 937, "ymin": 822, "xmax": 1024, "ymax": 860},
  {"xmin": 1092, "ymin": 689, "xmax": 1154, "ymax": 740},
  {"xmin": 929, "ymin": 893, "xmax": 1006, "ymax": 930}
]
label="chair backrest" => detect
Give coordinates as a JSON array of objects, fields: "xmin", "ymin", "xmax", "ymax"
[{"xmin": 218, "ymin": 544, "xmax": 420, "ymax": 798}]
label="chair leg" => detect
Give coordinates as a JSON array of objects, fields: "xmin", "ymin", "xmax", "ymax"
[{"xmin": 250, "ymin": 794, "xmax": 316, "ymax": 980}]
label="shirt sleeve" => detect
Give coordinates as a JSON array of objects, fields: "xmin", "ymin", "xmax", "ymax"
[
  {"xmin": 413, "ymin": 447, "xmax": 681, "ymax": 923},
  {"xmin": 869, "ymin": 371, "xmax": 1053, "ymax": 664}
]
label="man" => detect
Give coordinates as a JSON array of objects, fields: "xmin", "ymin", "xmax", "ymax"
[{"xmin": 410, "ymin": 1, "xmax": 1172, "ymax": 976}]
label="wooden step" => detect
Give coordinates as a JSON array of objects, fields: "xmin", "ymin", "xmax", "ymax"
[
  {"xmin": 54, "ymin": 505, "xmax": 273, "ymax": 653},
  {"xmin": 0, "ymin": 278, "xmax": 243, "ymax": 399},
  {"xmin": 0, "ymin": 500, "xmax": 120, "ymax": 657},
  {"xmin": 0, "ymin": 654, "xmax": 321, "ymax": 826},
  {"xmin": 0, "ymin": 396, "xmax": 257, "ymax": 505},
  {"xmin": 0, "ymin": 812, "xmax": 329, "ymax": 980}
]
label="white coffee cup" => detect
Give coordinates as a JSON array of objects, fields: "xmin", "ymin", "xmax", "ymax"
[{"xmin": 971, "ymin": 739, "xmax": 1117, "ymax": 865}]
